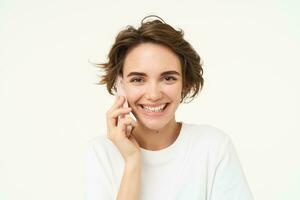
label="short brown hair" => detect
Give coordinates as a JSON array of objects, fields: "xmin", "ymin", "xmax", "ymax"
[{"xmin": 95, "ymin": 15, "xmax": 204, "ymax": 103}]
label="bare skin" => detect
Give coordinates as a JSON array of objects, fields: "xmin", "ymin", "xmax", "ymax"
[
  {"xmin": 106, "ymin": 95, "xmax": 140, "ymax": 162},
  {"xmin": 106, "ymin": 42, "xmax": 184, "ymax": 199},
  {"xmin": 121, "ymin": 42, "xmax": 183, "ymax": 151},
  {"xmin": 106, "ymin": 95, "xmax": 141, "ymax": 200}
]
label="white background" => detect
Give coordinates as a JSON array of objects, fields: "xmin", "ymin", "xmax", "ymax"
[{"xmin": 0, "ymin": 0, "xmax": 299, "ymax": 199}]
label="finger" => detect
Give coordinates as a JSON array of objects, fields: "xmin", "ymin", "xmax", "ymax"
[
  {"xmin": 125, "ymin": 115, "xmax": 138, "ymax": 128},
  {"xmin": 123, "ymin": 117, "xmax": 137, "ymax": 138},
  {"xmin": 110, "ymin": 107, "xmax": 132, "ymax": 118},
  {"xmin": 106, "ymin": 96, "xmax": 126, "ymax": 128},
  {"xmin": 123, "ymin": 115, "xmax": 137, "ymax": 127},
  {"xmin": 107, "ymin": 107, "xmax": 132, "ymax": 128},
  {"xmin": 108, "ymin": 96, "xmax": 126, "ymax": 112},
  {"xmin": 116, "ymin": 115, "xmax": 135, "ymax": 133},
  {"xmin": 117, "ymin": 117, "xmax": 128, "ymax": 137}
]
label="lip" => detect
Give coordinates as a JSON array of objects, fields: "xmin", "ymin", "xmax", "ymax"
[
  {"xmin": 138, "ymin": 103, "xmax": 169, "ymax": 116},
  {"xmin": 139, "ymin": 103, "xmax": 168, "ymax": 107}
]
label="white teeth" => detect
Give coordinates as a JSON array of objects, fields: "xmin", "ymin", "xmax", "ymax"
[{"xmin": 142, "ymin": 104, "xmax": 166, "ymax": 112}]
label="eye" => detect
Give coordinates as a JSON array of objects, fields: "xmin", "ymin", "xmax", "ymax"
[
  {"xmin": 130, "ymin": 77, "xmax": 144, "ymax": 83},
  {"xmin": 164, "ymin": 76, "xmax": 177, "ymax": 81}
]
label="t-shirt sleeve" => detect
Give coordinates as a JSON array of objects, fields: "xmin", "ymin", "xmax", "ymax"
[
  {"xmin": 85, "ymin": 143, "xmax": 113, "ymax": 200},
  {"xmin": 210, "ymin": 136, "xmax": 254, "ymax": 200}
]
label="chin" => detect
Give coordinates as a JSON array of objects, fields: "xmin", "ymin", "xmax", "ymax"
[{"xmin": 140, "ymin": 118, "xmax": 172, "ymax": 131}]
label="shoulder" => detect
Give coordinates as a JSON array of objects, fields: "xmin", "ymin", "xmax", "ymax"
[
  {"xmin": 182, "ymin": 122, "xmax": 232, "ymax": 149},
  {"xmin": 182, "ymin": 123, "xmax": 237, "ymax": 166},
  {"xmin": 87, "ymin": 134, "xmax": 113, "ymax": 149},
  {"xmin": 86, "ymin": 134, "xmax": 120, "ymax": 160}
]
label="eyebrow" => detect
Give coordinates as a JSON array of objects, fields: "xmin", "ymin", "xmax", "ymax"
[{"xmin": 126, "ymin": 70, "xmax": 180, "ymax": 77}]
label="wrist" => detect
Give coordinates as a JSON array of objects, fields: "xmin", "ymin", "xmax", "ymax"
[{"xmin": 125, "ymin": 155, "xmax": 141, "ymax": 169}]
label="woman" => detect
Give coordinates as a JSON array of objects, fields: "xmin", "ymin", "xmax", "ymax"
[{"xmin": 86, "ymin": 15, "xmax": 253, "ymax": 200}]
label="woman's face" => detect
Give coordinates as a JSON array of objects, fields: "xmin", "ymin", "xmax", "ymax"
[{"xmin": 122, "ymin": 42, "xmax": 182, "ymax": 131}]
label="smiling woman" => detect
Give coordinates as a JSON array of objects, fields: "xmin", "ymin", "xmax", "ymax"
[
  {"xmin": 85, "ymin": 15, "xmax": 254, "ymax": 200},
  {"xmin": 122, "ymin": 43, "xmax": 182, "ymax": 132}
]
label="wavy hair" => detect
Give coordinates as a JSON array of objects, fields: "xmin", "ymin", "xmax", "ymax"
[{"xmin": 95, "ymin": 15, "xmax": 204, "ymax": 103}]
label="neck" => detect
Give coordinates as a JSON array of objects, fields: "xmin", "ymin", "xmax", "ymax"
[{"xmin": 132, "ymin": 119, "xmax": 182, "ymax": 151}]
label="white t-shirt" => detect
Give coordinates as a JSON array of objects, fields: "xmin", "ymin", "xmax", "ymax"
[{"xmin": 85, "ymin": 122, "xmax": 254, "ymax": 200}]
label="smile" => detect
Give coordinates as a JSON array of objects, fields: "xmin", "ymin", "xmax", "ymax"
[{"xmin": 140, "ymin": 103, "xmax": 168, "ymax": 113}]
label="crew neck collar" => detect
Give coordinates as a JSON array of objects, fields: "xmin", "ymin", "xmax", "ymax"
[{"xmin": 140, "ymin": 122, "xmax": 187, "ymax": 165}]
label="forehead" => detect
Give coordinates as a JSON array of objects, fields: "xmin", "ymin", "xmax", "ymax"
[{"xmin": 123, "ymin": 43, "xmax": 181, "ymax": 75}]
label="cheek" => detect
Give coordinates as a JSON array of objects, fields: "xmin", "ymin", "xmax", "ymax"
[
  {"xmin": 124, "ymin": 87, "xmax": 143, "ymax": 102},
  {"xmin": 162, "ymin": 84, "xmax": 182, "ymax": 99}
]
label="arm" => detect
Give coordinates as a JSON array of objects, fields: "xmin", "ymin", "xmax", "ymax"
[
  {"xmin": 87, "ymin": 96, "xmax": 141, "ymax": 200},
  {"xmin": 116, "ymin": 156, "xmax": 141, "ymax": 200},
  {"xmin": 85, "ymin": 143, "xmax": 141, "ymax": 200}
]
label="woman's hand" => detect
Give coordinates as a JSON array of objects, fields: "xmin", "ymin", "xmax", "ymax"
[{"xmin": 106, "ymin": 96, "xmax": 141, "ymax": 163}]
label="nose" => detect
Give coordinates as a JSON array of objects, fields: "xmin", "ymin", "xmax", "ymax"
[{"xmin": 145, "ymin": 81, "xmax": 162, "ymax": 101}]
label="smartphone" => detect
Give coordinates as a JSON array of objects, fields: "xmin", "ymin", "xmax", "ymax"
[{"xmin": 115, "ymin": 75, "xmax": 136, "ymax": 135}]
